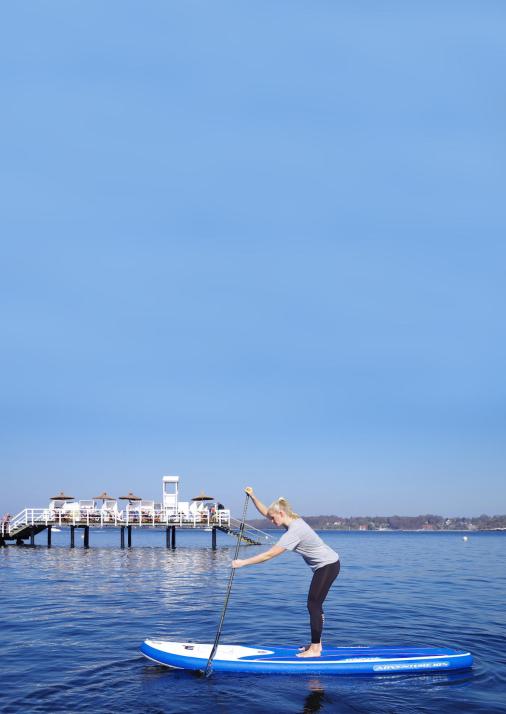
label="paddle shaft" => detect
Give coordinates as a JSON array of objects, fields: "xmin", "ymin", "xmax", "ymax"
[{"xmin": 204, "ymin": 493, "xmax": 250, "ymax": 676}]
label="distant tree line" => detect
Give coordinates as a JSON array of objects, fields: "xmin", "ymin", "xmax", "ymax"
[{"xmin": 247, "ymin": 514, "xmax": 506, "ymax": 531}]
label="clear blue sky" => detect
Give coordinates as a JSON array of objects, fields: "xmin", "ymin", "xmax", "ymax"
[{"xmin": 1, "ymin": 2, "xmax": 505, "ymax": 517}]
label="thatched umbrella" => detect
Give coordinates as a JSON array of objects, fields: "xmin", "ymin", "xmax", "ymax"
[
  {"xmin": 191, "ymin": 491, "xmax": 214, "ymax": 502},
  {"xmin": 119, "ymin": 491, "xmax": 142, "ymax": 502},
  {"xmin": 93, "ymin": 491, "xmax": 115, "ymax": 501},
  {"xmin": 50, "ymin": 491, "xmax": 75, "ymax": 501}
]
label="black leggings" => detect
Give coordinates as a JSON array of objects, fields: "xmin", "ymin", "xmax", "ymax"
[{"xmin": 307, "ymin": 560, "xmax": 340, "ymax": 644}]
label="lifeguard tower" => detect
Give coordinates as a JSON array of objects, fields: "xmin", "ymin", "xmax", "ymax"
[{"xmin": 162, "ymin": 475, "xmax": 179, "ymax": 516}]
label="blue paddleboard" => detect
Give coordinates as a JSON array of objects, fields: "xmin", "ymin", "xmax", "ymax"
[{"xmin": 140, "ymin": 640, "xmax": 472, "ymax": 675}]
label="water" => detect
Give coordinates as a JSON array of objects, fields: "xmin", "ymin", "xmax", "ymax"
[{"xmin": 1, "ymin": 529, "xmax": 505, "ymax": 713}]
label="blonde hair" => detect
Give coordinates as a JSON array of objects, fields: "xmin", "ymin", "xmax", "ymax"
[{"xmin": 267, "ymin": 497, "xmax": 299, "ymax": 519}]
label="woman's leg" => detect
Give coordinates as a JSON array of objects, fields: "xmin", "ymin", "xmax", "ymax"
[{"xmin": 298, "ymin": 560, "xmax": 340, "ymax": 657}]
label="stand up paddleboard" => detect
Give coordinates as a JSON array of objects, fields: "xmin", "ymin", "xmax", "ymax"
[{"xmin": 140, "ymin": 640, "xmax": 472, "ymax": 675}]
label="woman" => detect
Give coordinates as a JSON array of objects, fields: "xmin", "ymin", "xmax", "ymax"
[{"xmin": 232, "ymin": 487, "xmax": 340, "ymax": 658}]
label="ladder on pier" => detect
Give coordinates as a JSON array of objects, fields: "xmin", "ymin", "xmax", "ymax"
[
  {"xmin": 216, "ymin": 519, "xmax": 272, "ymax": 546},
  {"xmin": 5, "ymin": 523, "xmax": 47, "ymax": 543},
  {"xmin": 0, "ymin": 509, "xmax": 50, "ymax": 543}
]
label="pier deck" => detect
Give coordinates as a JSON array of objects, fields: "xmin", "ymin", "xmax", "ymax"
[{"xmin": 0, "ymin": 508, "xmax": 270, "ymax": 548}]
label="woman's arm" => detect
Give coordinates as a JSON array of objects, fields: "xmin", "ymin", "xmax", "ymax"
[
  {"xmin": 232, "ymin": 545, "xmax": 285, "ymax": 568},
  {"xmin": 245, "ymin": 486, "xmax": 269, "ymax": 517}
]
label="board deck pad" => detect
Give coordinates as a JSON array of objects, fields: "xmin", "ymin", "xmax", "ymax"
[{"xmin": 140, "ymin": 640, "xmax": 473, "ymax": 675}]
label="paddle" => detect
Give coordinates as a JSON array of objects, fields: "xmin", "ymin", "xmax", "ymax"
[{"xmin": 204, "ymin": 492, "xmax": 250, "ymax": 677}]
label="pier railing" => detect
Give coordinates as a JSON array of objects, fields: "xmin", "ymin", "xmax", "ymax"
[
  {"xmin": 1, "ymin": 506, "xmax": 232, "ymax": 538},
  {"xmin": 228, "ymin": 517, "xmax": 274, "ymax": 544}
]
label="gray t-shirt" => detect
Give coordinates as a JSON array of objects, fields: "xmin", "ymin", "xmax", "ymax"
[{"xmin": 276, "ymin": 519, "xmax": 339, "ymax": 572}]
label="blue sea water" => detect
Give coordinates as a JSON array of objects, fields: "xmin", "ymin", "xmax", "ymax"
[{"xmin": 1, "ymin": 529, "xmax": 505, "ymax": 713}]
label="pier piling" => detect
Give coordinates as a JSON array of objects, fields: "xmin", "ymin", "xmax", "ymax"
[
  {"xmin": 83, "ymin": 526, "xmax": 89, "ymax": 549},
  {"xmin": 212, "ymin": 527, "xmax": 217, "ymax": 550},
  {"xmin": 70, "ymin": 526, "xmax": 75, "ymax": 548},
  {"xmin": 120, "ymin": 526, "xmax": 125, "ymax": 548},
  {"xmin": 127, "ymin": 525, "xmax": 132, "ymax": 548},
  {"xmin": 171, "ymin": 526, "xmax": 176, "ymax": 549},
  {"xmin": 47, "ymin": 526, "xmax": 52, "ymax": 548}
]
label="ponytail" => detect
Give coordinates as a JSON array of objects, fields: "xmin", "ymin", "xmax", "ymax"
[{"xmin": 268, "ymin": 497, "xmax": 299, "ymax": 519}]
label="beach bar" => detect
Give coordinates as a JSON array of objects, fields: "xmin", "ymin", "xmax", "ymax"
[{"xmin": 0, "ymin": 475, "xmax": 267, "ymax": 549}]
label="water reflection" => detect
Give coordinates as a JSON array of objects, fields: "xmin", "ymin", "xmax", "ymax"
[{"xmin": 302, "ymin": 679, "xmax": 325, "ymax": 713}]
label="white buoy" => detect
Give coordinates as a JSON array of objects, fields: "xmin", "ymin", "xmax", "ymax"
[{"xmin": 463, "ymin": 536, "xmax": 468, "ymax": 541}]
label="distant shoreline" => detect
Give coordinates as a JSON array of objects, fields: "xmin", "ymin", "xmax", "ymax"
[
  {"xmin": 250, "ymin": 526, "xmax": 506, "ymax": 533},
  {"xmin": 246, "ymin": 514, "xmax": 506, "ymax": 532}
]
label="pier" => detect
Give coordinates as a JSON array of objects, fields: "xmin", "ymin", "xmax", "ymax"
[{"xmin": 0, "ymin": 475, "xmax": 269, "ymax": 549}]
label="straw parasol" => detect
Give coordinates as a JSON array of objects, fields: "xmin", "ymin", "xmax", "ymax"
[
  {"xmin": 50, "ymin": 491, "xmax": 75, "ymax": 501},
  {"xmin": 191, "ymin": 491, "xmax": 214, "ymax": 501},
  {"xmin": 119, "ymin": 491, "xmax": 142, "ymax": 501},
  {"xmin": 93, "ymin": 491, "xmax": 115, "ymax": 501}
]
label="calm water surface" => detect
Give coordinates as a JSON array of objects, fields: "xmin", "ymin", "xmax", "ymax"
[{"xmin": 1, "ymin": 530, "xmax": 505, "ymax": 713}]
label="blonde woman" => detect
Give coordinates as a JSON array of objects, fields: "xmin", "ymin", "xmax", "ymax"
[{"xmin": 232, "ymin": 487, "xmax": 340, "ymax": 658}]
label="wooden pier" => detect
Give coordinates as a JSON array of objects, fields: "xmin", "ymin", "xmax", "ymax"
[
  {"xmin": 1, "ymin": 476, "xmax": 272, "ymax": 549},
  {"xmin": 0, "ymin": 507, "xmax": 269, "ymax": 549}
]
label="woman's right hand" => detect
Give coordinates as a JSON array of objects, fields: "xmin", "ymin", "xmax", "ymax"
[{"xmin": 245, "ymin": 486, "xmax": 254, "ymax": 496}]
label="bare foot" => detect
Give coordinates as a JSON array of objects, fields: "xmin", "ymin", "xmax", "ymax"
[
  {"xmin": 298, "ymin": 642, "xmax": 323, "ymax": 652},
  {"xmin": 296, "ymin": 645, "xmax": 322, "ymax": 658}
]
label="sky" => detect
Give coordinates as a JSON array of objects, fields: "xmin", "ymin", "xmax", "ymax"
[{"xmin": 1, "ymin": 1, "xmax": 505, "ymax": 518}]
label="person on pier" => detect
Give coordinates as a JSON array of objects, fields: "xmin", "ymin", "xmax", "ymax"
[{"xmin": 232, "ymin": 487, "xmax": 340, "ymax": 658}]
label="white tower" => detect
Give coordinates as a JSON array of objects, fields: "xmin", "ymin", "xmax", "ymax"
[{"xmin": 162, "ymin": 475, "xmax": 179, "ymax": 514}]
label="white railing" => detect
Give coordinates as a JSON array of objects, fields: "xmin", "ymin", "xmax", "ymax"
[
  {"xmin": 1, "ymin": 506, "xmax": 232, "ymax": 536},
  {"xmin": 1, "ymin": 508, "xmax": 52, "ymax": 536},
  {"xmin": 229, "ymin": 517, "xmax": 273, "ymax": 543}
]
